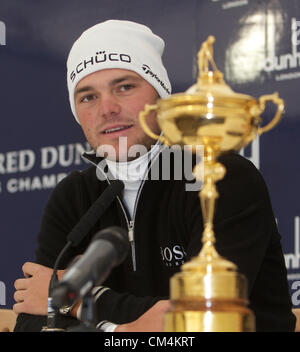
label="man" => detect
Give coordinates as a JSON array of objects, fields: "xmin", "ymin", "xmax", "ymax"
[{"xmin": 13, "ymin": 20, "xmax": 295, "ymax": 332}]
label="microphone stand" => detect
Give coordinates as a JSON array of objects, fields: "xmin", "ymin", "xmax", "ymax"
[{"xmin": 41, "ymin": 241, "xmax": 73, "ymax": 332}]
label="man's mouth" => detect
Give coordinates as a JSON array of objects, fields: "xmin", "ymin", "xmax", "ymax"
[{"xmin": 102, "ymin": 125, "xmax": 133, "ymax": 134}]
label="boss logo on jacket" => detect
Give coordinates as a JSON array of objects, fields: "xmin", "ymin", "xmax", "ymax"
[{"xmin": 160, "ymin": 244, "xmax": 187, "ymax": 267}]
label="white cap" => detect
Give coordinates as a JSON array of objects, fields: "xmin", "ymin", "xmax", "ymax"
[{"xmin": 67, "ymin": 20, "xmax": 171, "ymax": 122}]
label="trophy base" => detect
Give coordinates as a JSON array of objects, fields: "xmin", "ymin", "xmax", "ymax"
[{"xmin": 164, "ymin": 304, "xmax": 255, "ymax": 332}]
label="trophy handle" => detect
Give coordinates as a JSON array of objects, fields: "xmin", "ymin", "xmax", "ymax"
[
  {"xmin": 139, "ymin": 104, "xmax": 168, "ymax": 144},
  {"xmin": 257, "ymin": 92, "xmax": 284, "ymax": 135}
]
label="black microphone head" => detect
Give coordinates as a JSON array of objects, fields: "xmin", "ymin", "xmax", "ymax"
[{"xmin": 93, "ymin": 227, "xmax": 129, "ymax": 265}]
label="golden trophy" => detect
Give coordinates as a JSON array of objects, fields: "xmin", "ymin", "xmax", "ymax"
[{"xmin": 139, "ymin": 36, "xmax": 284, "ymax": 332}]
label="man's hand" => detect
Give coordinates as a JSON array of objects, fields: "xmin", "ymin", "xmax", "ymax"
[
  {"xmin": 13, "ymin": 262, "xmax": 65, "ymax": 316},
  {"xmin": 115, "ymin": 300, "xmax": 171, "ymax": 332}
]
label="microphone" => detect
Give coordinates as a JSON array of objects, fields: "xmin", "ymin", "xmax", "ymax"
[
  {"xmin": 44, "ymin": 180, "xmax": 124, "ymax": 331},
  {"xmin": 51, "ymin": 226, "xmax": 129, "ymax": 309}
]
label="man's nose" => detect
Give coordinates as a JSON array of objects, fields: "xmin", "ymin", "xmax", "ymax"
[{"xmin": 98, "ymin": 93, "xmax": 121, "ymax": 118}]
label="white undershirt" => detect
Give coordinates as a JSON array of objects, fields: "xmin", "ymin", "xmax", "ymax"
[{"xmin": 105, "ymin": 143, "xmax": 161, "ymax": 219}]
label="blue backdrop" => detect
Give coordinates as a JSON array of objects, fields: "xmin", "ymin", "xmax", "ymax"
[{"xmin": 0, "ymin": 0, "xmax": 300, "ymax": 309}]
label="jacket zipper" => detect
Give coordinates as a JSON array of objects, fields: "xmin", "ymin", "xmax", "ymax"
[
  {"xmin": 128, "ymin": 220, "xmax": 136, "ymax": 271},
  {"xmin": 123, "ymin": 143, "xmax": 165, "ymax": 270},
  {"xmin": 82, "ymin": 155, "xmax": 137, "ymax": 271},
  {"xmin": 82, "ymin": 145, "xmax": 165, "ymax": 272},
  {"xmin": 128, "ymin": 175, "xmax": 148, "ymax": 271}
]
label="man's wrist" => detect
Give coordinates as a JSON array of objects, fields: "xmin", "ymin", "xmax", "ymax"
[{"xmin": 114, "ymin": 324, "xmax": 126, "ymax": 332}]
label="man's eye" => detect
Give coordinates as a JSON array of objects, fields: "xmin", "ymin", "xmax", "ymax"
[
  {"xmin": 119, "ymin": 84, "xmax": 134, "ymax": 92},
  {"xmin": 80, "ymin": 94, "xmax": 96, "ymax": 103}
]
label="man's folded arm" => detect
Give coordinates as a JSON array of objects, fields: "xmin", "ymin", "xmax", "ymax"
[{"xmin": 14, "ymin": 289, "xmax": 166, "ymax": 332}]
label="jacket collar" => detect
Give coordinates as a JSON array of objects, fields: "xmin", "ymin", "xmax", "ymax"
[{"xmin": 82, "ymin": 149, "xmax": 103, "ymax": 165}]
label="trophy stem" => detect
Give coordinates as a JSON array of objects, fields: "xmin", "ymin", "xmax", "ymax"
[{"xmin": 194, "ymin": 146, "xmax": 226, "ymax": 264}]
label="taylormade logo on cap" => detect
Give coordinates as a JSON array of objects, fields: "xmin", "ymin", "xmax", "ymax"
[
  {"xmin": 66, "ymin": 20, "xmax": 171, "ymax": 123},
  {"xmin": 142, "ymin": 64, "xmax": 171, "ymax": 95}
]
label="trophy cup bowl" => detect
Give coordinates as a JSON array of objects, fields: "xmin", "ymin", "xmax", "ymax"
[{"xmin": 139, "ymin": 36, "xmax": 284, "ymax": 332}]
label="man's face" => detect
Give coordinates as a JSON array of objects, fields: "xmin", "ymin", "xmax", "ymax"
[{"xmin": 74, "ymin": 68, "xmax": 160, "ymax": 161}]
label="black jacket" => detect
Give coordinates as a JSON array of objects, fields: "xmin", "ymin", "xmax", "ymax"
[{"xmin": 14, "ymin": 150, "xmax": 296, "ymax": 332}]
